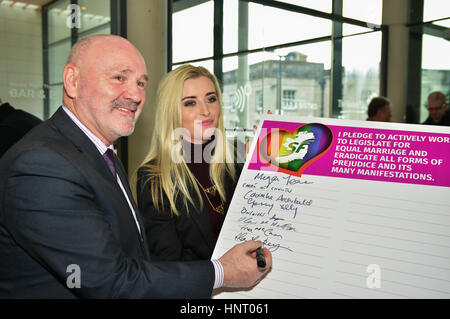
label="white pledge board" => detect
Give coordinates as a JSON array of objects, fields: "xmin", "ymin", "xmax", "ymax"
[{"xmin": 212, "ymin": 115, "xmax": 450, "ymax": 299}]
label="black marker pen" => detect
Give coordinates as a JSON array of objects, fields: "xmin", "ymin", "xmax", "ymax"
[{"xmin": 256, "ymin": 246, "xmax": 266, "ymax": 268}]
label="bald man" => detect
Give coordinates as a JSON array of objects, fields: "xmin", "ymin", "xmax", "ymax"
[
  {"xmin": 422, "ymin": 91, "xmax": 450, "ymax": 126},
  {"xmin": 0, "ymin": 35, "xmax": 271, "ymax": 298}
]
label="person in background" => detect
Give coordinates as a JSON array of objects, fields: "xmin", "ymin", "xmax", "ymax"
[
  {"xmin": 0, "ymin": 35, "xmax": 271, "ymax": 298},
  {"xmin": 422, "ymin": 91, "xmax": 450, "ymax": 126},
  {"xmin": 0, "ymin": 98, "xmax": 42, "ymax": 157},
  {"xmin": 136, "ymin": 64, "xmax": 246, "ymax": 262},
  {"xmin": 366, "ymin": 96, "xmax": 392, "ymax": 122}
]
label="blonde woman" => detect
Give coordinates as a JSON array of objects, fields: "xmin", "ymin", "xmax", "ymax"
[{"xmin": 136, "ymin": 64, "xmax": 245, "ymax": 261}]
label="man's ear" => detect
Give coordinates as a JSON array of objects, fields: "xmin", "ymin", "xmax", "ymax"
[{"xmin": 63, "ymin": 64, "xmax": 79, "ymax": 98}]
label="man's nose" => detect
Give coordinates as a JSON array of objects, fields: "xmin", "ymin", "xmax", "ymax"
[{"xmin": 124, "ymin": 82, "xmax": 143, "ymax": 102}]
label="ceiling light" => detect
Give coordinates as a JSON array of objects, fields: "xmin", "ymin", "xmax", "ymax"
[
  {"xmin": 13, "ymin": 1, "xmax": 26, "ymax": 8},
  {"xmin": 25, "ymin": 4, "xmax": 39, "ymax": 10}
]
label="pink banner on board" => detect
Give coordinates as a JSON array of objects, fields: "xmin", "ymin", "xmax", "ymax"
[{"xmin": 248, "ymin": 120, "xmax": 450, "ymax": 188}]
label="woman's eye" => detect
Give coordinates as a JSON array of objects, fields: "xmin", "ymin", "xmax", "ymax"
[
  {"xmin": 184, "ymin": 100, "xmax": 196, "ymax": 107},
  {"xmin": 207, "ymin": 96, "xmax": 217, "ymax": 103},
  {"xmin": 114, "ymin": 75, "xmax": 124, "ymax": 82}
]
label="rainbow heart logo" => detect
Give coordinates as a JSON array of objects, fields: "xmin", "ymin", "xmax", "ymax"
[{"xmin": 258, "ymin": 123, "xmax": 333, "ymax": 177}]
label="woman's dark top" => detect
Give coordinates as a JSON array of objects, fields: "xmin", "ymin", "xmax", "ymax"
[{"xmin": 136, "ymin": 137, "xmax": 244, "ymax": 261}]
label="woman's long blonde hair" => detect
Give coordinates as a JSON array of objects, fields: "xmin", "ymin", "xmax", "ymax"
[{"xmin": 137, "ymin": 64, "xmax": 236, "ymax": 216}]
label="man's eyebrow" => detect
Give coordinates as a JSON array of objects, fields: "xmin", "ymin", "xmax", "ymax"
[
  {"xmin": 115, "ymin": 68, "xmax": 133, "ymax": 74},
  {"xmin": 112, "ymin": 69, "xmax": 148, "ymax": 81}
]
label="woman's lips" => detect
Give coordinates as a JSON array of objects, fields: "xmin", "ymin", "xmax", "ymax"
[{"xmin": 201, "ymin": 119, "xmax": 214, "ymax": 126}]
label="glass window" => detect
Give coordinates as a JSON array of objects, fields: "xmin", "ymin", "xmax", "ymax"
[
  {"xmin": 420, "ymin": 31, "xmax": 450, "ymax": 122},
  {"xmin": 223, "ymin": 0, "xmax": 239, "ymax": 55},
  {"xmin": 0, "ymin": 1, "xmax": 45, "ymax": 119},
  {"xmin": 78, "ymin": 0, "xmax": 111, "ymax": 34},
  {"xmin": 172, "ymin": 59, "xmax": 214, "ymax": 72},
  {"xmin": 47, "ymin": 40, "xmax": 70, "ymax": 113},
  {"xmin": 222, "ymin": 42, "xmax": 331, "ymax": 133},
  {"xmin": 222, "ymin": 53, "xmax": 260, "ymax": 138},
  {"xmin": 247, "ymin": 2, "xmax": 331, "ymax": 51},
  {"xmin": 172, "ymin": 0, "xmax": 383, "ymax": 134},
  {"xmin": 48, "ymin": 40, "xmax": 71, "ymax": 85},
  {"xmin": 172, "ymin": 0, "xmax": 214, "ymax": 63},
  {"xmin": 43, "ymin": 0, "xmax": 113, "ymax": 119},
  {"xmin": 340, "ymin": 30, "xmax": 382, "ymax": 120},
  {"xmin": 424, "ymin": 0, "xmax": 450, "ymax": 23},
  {"xmin": 48, "ymin": 84, "xmax": 63, "ymax": 116},
  {"xmin": 224, "ymin": 0, "xmax": 331, "ymax": 55},
  {"xmin": 275, "ymin": 0, "xmax": 331, "ymax": 13},
  {"xmin": 431, "ymin": 19, "xmax": 450, "ymax": 29},
  {"xmin": 343, "ymin": 23, "xmax": 376, "ymax": 37},
  {"xmin": 47, "ymin": 0, "xmax": 71, "ymax": 44},
  {"xmin": 284, "ymin": 90, "xmax": 295, "ymax": 100},
  {"xmin": 343, "ymin": 0, "xmax": 382, "ymax": 25},
  {"xmin": 272, "ymin": 41, "xmax": 331, "ymax": 118},
  {"xmin": 45, "ymin": 1, "xmax": 73, "ymax": 118},
  {"xmin": 255, "ymin": 90, "xmax": 263, "ymax": 112},
  {"xmin": 79, "ymin": 24, "xmax": 111, "ymax": 38}
]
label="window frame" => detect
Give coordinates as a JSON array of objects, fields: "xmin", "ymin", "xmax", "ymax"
[{"xmin": 169, "ymin": 0, "xmax": 388, "ymax": 124}]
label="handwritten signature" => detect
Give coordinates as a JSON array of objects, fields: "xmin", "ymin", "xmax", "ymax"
[
  {"xmin": 253, "ymin": 172, "xmax": 313, "ymax": 189},
  {"xmin": 243, "ymin": 190, "xmax": 274, "ymax": 215},
  {"xmin": 234, "ymin": 232, "xmax": 293, "ymax": 252}
]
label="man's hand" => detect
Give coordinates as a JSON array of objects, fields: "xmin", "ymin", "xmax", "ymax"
[{"xmin": 219, "ymin": 240, "xmax": 272, "ymax": 288}]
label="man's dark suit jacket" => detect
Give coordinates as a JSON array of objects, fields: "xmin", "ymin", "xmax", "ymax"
[
  {"xmin": 422, "ymin": 109, "xmax": 450, "ymax": 126},
  {"xmin": 0, "ymin": 107, "xmax": 214, "ymax": 298},
  {"xmin": 0, "ymin": 103, "xmax": 42, "ymax": 157}
]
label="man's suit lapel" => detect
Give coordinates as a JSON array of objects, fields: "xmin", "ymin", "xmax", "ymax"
[
  {"xmin": 115, "ymin": 159, "xmax": 138, "ymax": 215},
  {"xmin": 49, "ymin": 107, "xmax": 112, "ymax": 178},
  {"xmin": 49, "ymin": 107, "xmax": 147, "ymax": 252},
  {"xmin": 114, "ymin": 157, "xmax": 150, "ymax": 256}
]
